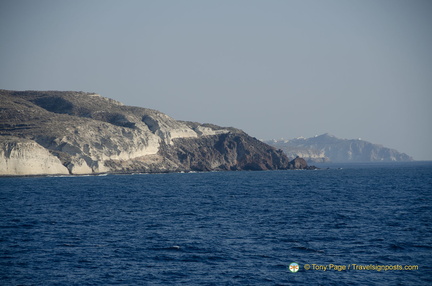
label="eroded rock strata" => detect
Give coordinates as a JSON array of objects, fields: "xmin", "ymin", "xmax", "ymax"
[{"xmin": 0, "ymin": 90, "xmax": 311, "ymax": 176}]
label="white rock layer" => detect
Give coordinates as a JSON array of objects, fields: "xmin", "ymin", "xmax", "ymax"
[{"xmin": 0, "ymin": 138, "xmax": 69, "ymax": 176}]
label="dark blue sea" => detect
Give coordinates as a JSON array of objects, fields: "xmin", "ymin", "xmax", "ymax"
[{"xmin": 1, "ymin": 162, "xmax": 431, "ymax": 285}]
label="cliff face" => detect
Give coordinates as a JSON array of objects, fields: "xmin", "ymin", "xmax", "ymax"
[
  {"xmin": 159, "ymin": 133, "xmax": 291, "ymax": 172},
  {"xmin": 0, "ymin": 90, "xmax": 298, "ymax": 176},
  {"xmin": 265, "ymin": 133, "xmax": 413, "ymax": 163},
  {"xmin": 0, "ymin": 137, "xmax": 69, "ymax": 175}
]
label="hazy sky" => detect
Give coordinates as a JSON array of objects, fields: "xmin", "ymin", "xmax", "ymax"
[{"xmin": 1, "ymin": 0, "xmax": 431, "ymax": 160}]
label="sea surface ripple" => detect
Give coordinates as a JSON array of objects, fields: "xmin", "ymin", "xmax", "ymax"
[{"xmin": 1, "ymin": 162, "xmax": 431, "ymax": 285}]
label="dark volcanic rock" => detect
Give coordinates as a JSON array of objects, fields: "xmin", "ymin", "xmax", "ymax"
[
  {"xmin": 288, "ymin": 156, "xmax": 318, "ymax": 170},
  {"xmin": 160, "ymin": 133, "xmax": 291, "ymax": 172}
]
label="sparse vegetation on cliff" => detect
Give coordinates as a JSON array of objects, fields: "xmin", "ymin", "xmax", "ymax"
[{"xmin": 0, "ymin": 90, "xmax": 312, "ymax": 176}]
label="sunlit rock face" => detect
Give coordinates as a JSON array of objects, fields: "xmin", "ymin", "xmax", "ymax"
[
  {"xmin": 0, "ymin": 90, "xmax": 299, "ymax": 176},
  {"xmin": 0, "ymin": 137, "xmax": 69, "ymax": 175}
]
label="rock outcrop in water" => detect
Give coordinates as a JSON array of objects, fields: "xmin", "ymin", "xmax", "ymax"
[{"xmin": 0, "ymin": 89, "xmax": 307, "ymax": 176}]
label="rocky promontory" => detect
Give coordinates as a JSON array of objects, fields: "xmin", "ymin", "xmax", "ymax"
[{"xmin": 0, "ymin": 90, "xmax": 311, "ymax": 176}]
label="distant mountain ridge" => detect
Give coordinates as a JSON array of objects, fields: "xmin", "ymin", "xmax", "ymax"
[{"xmin": 265, "ymin": 133, "xmax": 413, "ymax": 163}]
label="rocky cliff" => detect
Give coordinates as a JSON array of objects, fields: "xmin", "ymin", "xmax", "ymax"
[
  {"xmin": 0, "ymin": 90, "xmax": 307, "ymax": 176},
  {"xmin": 0, "ymin": 137, "xmax": 69, "ymax": 175},
  {"xmin": 265, "ymin": 133, "xmax": 413, "ymax": 163}
]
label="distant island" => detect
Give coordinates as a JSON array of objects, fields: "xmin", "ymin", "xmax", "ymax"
[
  {"xmin": 0, "ymin": 90, "xmax": 314, "ymax": 176},
  {"xmin": 264, "ymin": 133, "xmax": 413, "ymax": 163}
]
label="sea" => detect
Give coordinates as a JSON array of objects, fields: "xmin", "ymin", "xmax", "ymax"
[{"xmin": 1, "ymin": 162, "xmax": 431, "ymax": 285}]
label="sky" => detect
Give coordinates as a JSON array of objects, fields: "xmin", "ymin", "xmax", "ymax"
[{"xmin": 1, "ymin": 0, "xmax": 431, "ymax": 160}]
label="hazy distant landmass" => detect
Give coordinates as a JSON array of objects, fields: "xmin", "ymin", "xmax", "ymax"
[
  {"xmin": 0, "ymin": 90, "xmax": 315, "ymax": 176},
  {"xmin": 265, "ymin": 133, "xmax": 413, "ymax": 163}
]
